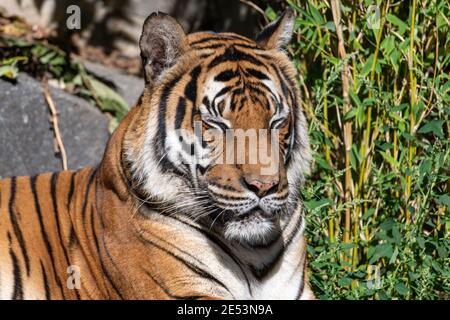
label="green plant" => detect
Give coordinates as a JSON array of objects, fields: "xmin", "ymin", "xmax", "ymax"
[{"xmin": 267, "ymin": 0, "xmax": 449, "ymax": 299}]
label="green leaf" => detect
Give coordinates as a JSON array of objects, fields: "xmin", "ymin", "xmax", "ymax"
[
  {"xmin": 322, "ymin": 21, "xmax": 335, "ymax": 32},
  {"xmin": 387, "ymin": 14, "xmax": 408, "ymax": 35},
  {"xmin": 40, "ymin": 51, "xmax": 57, "ymax": 64},
  {"xmin": 264, "ymin": 7, "xmax": 277, "ymax": 21},
  {"xmin": 349, "ymin": 90, "xmax": 363, "ymax": 109},
  {"xmin": 308, "ymin": 1, "xmax": 325, "ymax": 25},
  {"xmin": 389, "ymin": 246, "xmax": 399, "ymax": 264},
  {"xmin": 395, "ymin": 282, "xmax": 409, "ymax": 295},
  {"xmin": 361, "ymin": 54, "xmax": 374, "ymax": 77},
  {"xmin": 314, "ymin": 156, "xmax": 332, "ymax": 171},
  {"xmin": 304, "ymin": 198, "xmax": 332, "ymax": 211},
  {"xmin": 380, "ymin": 151, "xmax": 400, "ymax": 169},
  {"xmin": 417, "ymin": 236, "xmax": 425, "ymax": 249},
  {"xmin": 343, "ymin": 108, "xmax": 357, "ymax": 121},
  {"xmin": 0, "ymin": 64, "xmax": 19, "ymax": 79},
  {"xmin": 418, "ymin": 120, "xmax": 445, "ymax": 138},
  {"xmin": 338, "ymin": 277, "xmax": 352, "ymax": 286},
  {"xmin": 85, "ymin": 75, "xmax": 129, "ymax": 121},
  {"xmin": 381, "ymin": 36, "xmax": 396, "ymax": 55},
  {"xmin": 437, "ymin": 194, "xmax": 450, "ymax": 210},
  {"xmin": 392, "ymin": 226, "xmax": 401, "ymax": 244}
]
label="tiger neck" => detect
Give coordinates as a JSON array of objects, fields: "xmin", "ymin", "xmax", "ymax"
[{"xmin": 69, "ymin": 106, "xmax": 145, "ymax": 299}]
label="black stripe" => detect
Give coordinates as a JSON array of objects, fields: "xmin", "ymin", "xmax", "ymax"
[
  {"xmin": 9, "ymin": 247, "xmax": 23, "ymax": 300},
  {"xmin": 202, "ymin": 96, "xmax": 216, "ymax": 116},
  {"xmin": 174, "ymin": 97, "xmax": 187, "ymax": 130},
  {"xmin": 8, "ymin": 177, "xmax": 30, "ymax": 276},
  {"xmin": 196, "ymin": 164, "xmax": 208, "ymax": 175},
  {"xmin": 193, "ymin": 43, "xmax": 225, "ymax": 50},
  {"xmin": 185, "ymin": 65, "xmax": 202, "ymax": 104},
  {"xmin": 285, "ymin": 118, "xmax": 294, "ymax": 163},
  {"xmin": 50, "ymin": 173, "xmax": 72, "ymax": 273},
  {"xmin": 208, "ymin": 181, "xmax": 241, "ymax": 192},
  {"xmin": 90, "ymin": 207, "xmax": 125, "ymax": 299},
  {"xmin": 210, "ymin": 85, "xmax": 234, "ymax": 114},
  {"xmin": 237, "ymin": 96, "xmax": 248, "ymax": 112},
  {"xmin": 208, "ymin": 47, "xmax": 264, "ymax": 69},
  {"xmin": 234, "ymin": 43, "xmax": 261, "ymax": 50},
  {"xmin": 155, "ymin": 74, "xmax": 182, "ymax": 174},
  {"xmin": 140, "ymin": 229, "xmax": 209, "ymax": 269},
  {"xmin": 270, "ymin": 63, "xmax": 290, "ymax": 100},
  {"xmin": 214, "ymin": 69, "xmax": 238, "ymax": 82},
  {"xmin": 199, "ymin": 53, "xmax": 213, "ymax": 59},
  {"xmin": 65, "ymin": 172, "xmax": 80, "ymax": 300},
  {"xmin": 40, "ymin": 260, "xmax": 51, "ymax": 300},
  {"xmin": 137, "ymin": 235, "xmax": 233, "ymax": 297},
  {"xmin": 30, "ymin": 175, "xmax": 64, "ymax": 296},
  {"xmin": 81, "ymin": 170, "xmax": 96, "ymax": 220},
  {"xmin": 249, "ymin": 213, "xmax": 303, "ymax": 280},
  {"xmin": 190, "ymin": 35, "xmax": 255, "ymax": 46},
  {"xmin": 69, "ymin": 226, "xmax": 77, "ymax": 246},
  {"xmin": 245, "ymin": 68, "xmax": 270, "ymax": 80},
  {"xmin": 66, "ymin": 176, "xmax": 81, "ymax": 302},
  {"xmin": 295, "ymin": 253, "xmax": 307, "ymax": 300},
  {"xmin": 158, "ymin": 214, "xmax": 252, "ymax": 295},
  {"xmin": 203, "ymin": 119, "xmax": 228, "ymax": 132},
  {"xmin": 190, "ymin": 36, "xmax": 224, "ymax": 46},
  {"xmin": 144, "ymin": 270, "xmax": 203, "ymax": 300}
]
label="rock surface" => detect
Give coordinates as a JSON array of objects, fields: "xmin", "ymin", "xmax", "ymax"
[{"xmin": 0, "ymin": 73, "xmax": 110, "ymax": 179}]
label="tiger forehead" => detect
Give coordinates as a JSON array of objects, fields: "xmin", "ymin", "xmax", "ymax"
[
  {"xmin": 186, "ymin": 35, "xmax": 280, "ymax": 104},
  {"xmin": 187, "ymin": 32, "xmax": 261, "ymax": 49}
]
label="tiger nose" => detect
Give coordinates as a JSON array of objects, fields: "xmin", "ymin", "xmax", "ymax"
[{"xmin": 243, "ymin": 177, "xmax": 279, "ymax": 198}]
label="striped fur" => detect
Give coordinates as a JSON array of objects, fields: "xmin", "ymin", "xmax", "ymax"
[{"xmin": 0, "ymin": 10, "xmax": 314, "ymax": 299}]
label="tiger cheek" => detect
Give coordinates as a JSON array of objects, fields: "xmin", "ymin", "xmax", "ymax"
[{"xmin": 206, "ymin": 165, "xmax": 242, "ymax": 190}]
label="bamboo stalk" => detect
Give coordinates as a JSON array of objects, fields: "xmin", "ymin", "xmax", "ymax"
[
  {"xmin": 358, "ymin": 1, "xmax": 388, "ymax": 196},
  {"xmin": 405, "ymin": 0, "xmax": 417, "ymax": 223},
  {"xmin": 314, "ymin": 0, "xmax": 335, "ymax": 243},
  {"xmin": 330, "ymin": 0, "xmax": 353, "ymax": 263}
]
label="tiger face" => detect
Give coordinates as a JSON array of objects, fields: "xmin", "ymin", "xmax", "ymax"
[{"xmin": 125, "ymin": 10, "xmax": 311, "ymax": 246}]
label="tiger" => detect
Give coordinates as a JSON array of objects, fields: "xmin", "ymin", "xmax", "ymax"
[{"xmin": 0, "ymin": 9, "xmax": 314, "ymax": 300}]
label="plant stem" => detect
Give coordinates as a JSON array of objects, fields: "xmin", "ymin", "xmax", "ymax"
[
  {"xmin": 331, "ymin": 0, "xmax": 353, "ymax": 264},
  {"xmin": 405, "ymin": 0, "xmax": 417, "ymax": 223}
]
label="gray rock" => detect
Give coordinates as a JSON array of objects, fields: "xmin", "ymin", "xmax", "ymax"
[
  {"xmin": 0, "ymin": 73, "xmax": 110, "ymax": 179},
  {"xmin": 84, "ymin": 61, "xmax": 144, "ymax": 108}
]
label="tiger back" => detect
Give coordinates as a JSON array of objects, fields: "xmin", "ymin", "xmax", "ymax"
[{"xmin": 0, "ymin": 10, "xmax": 315, "ymax": 300}]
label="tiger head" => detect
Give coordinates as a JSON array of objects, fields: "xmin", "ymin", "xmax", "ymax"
[{"xmin": 124, "ymin": 10, "xmax": 311, "ymax": 246}]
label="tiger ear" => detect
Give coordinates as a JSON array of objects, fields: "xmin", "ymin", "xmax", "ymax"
[
  {"xmin": 256, "ymin": 9, "xmax": 295, "ymax": 50},
  {"xmin": 139, "ymin": 12, "xmax": 186, "ymax": 84}
]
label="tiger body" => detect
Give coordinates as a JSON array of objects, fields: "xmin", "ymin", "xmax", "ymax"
[{"xmin": 0, "ymin": 10, "xmax": 315, "ymax": 300}]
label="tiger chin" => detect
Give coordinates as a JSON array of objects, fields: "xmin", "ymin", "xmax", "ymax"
[{"xmin": 0, "ymin": 10, "xmax": 315, "ymax": 300}]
